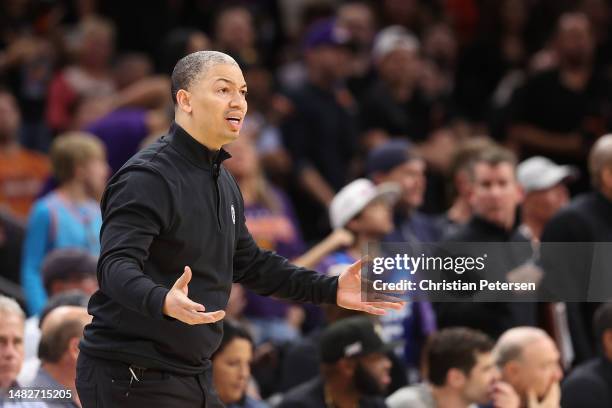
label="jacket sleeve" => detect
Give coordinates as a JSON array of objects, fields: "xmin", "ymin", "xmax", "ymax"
[
  {"xmin": 97, "ymin": 167, "xmax": 174, "ymax": 319},
  {"xmin": 232, "ymin": 210, "xmax": 338, "ymax": 305}
]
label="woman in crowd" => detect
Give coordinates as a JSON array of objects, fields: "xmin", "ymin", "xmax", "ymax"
[{"xmin": 212, "ymin": 321, "xmax": 268, "ymax": 408}]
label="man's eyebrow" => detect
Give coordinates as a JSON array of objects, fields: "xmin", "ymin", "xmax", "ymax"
[{"xmin": 215, "ymin": 78, "xmax": 248, "ymax": 88}]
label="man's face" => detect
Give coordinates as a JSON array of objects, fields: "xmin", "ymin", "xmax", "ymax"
[
  {"xmin": 556, "ymin": 15, "xmax": 594, "ymax": 67},
  {"xmin": 337, "ymin": 3, "xmax": 375, "ymax": 47},
  {"xmin": 382, "ymin": 159, "xmax": 426, "ymax": 210},
  {"xmin": 349, "ymin": 199, "xmax": 394, "ymax": 237},
  {"xmin": 462, "ymin": 351, "xmax": 500, "ymax": 405},
  {"xmin": 470, "ymin": 162, "xmax": 522, "ymax": 229},
  {"xmin": 353, "ymin": 352, "xmax": 392, "ymax": 395},
  {"xmin": 507, "ymin": 338, "xmax": 563, "ymax": 400},
  {"xmin": 379, "ymin": 48, "xmax": 421, "ymax": 86},
  {"xmin": 523, "ymin": 184, "xmax": 569, "ymax": 224},
  {"xmin": 187, "ymin": 64, "xmax": 248, "ymax": 146},
  {"xmin": 307, "ymin": 46, "xmax": 351, "ymax": 82},
  {"xmin": 0, "ymin": 94, "xmax": 20, "ymax": 143},
  {"xmin": 0, "ymin": 313, "xmax": 24, "ymax": 389}
]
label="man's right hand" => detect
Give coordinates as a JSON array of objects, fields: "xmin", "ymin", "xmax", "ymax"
[{"xmin": 162, "ymin": 266, "xmax": 226, "ymax": 325}]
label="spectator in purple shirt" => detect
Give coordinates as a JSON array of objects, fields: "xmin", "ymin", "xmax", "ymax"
[{"xmin": 224, "ymin": 135, "xmax": 306, "ymax": 345}]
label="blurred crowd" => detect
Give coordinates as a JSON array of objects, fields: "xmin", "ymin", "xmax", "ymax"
[{"xmin": 2, "ymin": 0, "xmax": 612, "ymax": 407}]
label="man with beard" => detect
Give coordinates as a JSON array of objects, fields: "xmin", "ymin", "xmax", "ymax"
[
  {"xmin": 279, "ymin": 316, "xmax": 392, "ymax": 408},
  {"xmin": 507, "ymin": 12, "xmax": 612, "ymax": 191}
]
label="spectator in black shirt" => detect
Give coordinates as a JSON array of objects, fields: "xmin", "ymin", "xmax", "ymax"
[
  {"xmin": 507, "ymin": 12, "xmax": 612, "ymax": 189},
  {"xmin": 281, "ymin": 19, "xmax": 359, "ymax": 240},
  {"xmin": 76, "ymin": 51, "xmax": 402, "ymax": 408},
  {"xmin": 539, "ymin": 134, "xmax": 612, "ymax": 363},
  {"xmin": 360, "ymin": 26, "xmax": 433, "ymax": 147},
  {"xmin": 562, "ymin": 302, "xmax": 612, "ymax": 408},
  {"xmin": 437, "ymin": 146, "xmax": 536, "ymax": 339},
  {"xmin": 278, "ymin": 316, "xmax": 391, "ymax": 408}
]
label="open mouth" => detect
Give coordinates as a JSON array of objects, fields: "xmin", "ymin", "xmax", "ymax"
[{"xmin": 225, "ymin": 116, "xmax": 243, "ymax": 131}]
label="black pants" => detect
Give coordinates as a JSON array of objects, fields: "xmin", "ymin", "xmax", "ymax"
[{"xmin": 76, "ymin": 352, "xmax": 224, "ymax": 408}]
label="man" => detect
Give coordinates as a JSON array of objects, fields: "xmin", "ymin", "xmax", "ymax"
[
  {"xmin": 387, "ymin": 327, "xmax": 500, "ymax": 408},
  {"xmin": 20, "ymin": 291, "xmax": 91, "ymax": 386},
  {"xmin": 360, "ymin": 26, "xmax": 440, "ymax": 146},
  {"xmin": 279, "ymin": 316, "xmax": 392, "ymax": 408},
  {"xmin": 367, "ymin": 139, "xmax": 441, "ymax": 244},
  {"xmin": 29, "ymin": 306, "xmax": 92, "ymax": 408},
  {"xmin": 41, "ymin": 249, "xmax": 98, "ymax": 299},
  {"xmin": 539, "ymin": 134, "xmax": 612, "ymax": 362},
  {"xmin": 436, "ymin": 146, "xmax": 535, "ymax": 339},
  {"xmin": 438, "ymin": 137, "xmax": 495, "ymax": 237},
  {"xmin": 281, "ymin": 19, "xmax": 358, "ymax": 240},
  {"xmin": 517, "ymin": 156, "xmax": 575, "ymax": 241},
  {"xmin": 76, "ymin": 50, "xmax": 400, "ymax": 407},
  {"xmin": 0, "ymin": 295, "xmax": 46, "ymax": 407},
  {"xmin": 0, "ymin": 90, "xmax": 50, "ymax": 220},
  {"xmin": 20, "ymin": 250, "xmax": 97, "ymax": 385},
  {"xmin": 493, "ymin": 327, "xmax": 563, "ymax": 408},
  {"xmin": 561, "ymin": 303, "xmax": 612, "ymax": 408},
  {"xmin": 507, "ymin": 12, "xmax": 612, "ymax": 191},
  {"xmin": 516, "ymin": 157, "xmax": 576, "ymax": 369}
]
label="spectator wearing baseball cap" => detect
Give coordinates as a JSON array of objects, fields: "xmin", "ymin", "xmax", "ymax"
[
  {"xmin": 517, "ymin": 156, "xmax": 576, "ymax": 241},
  {"xmin": 278, "ymin": 316, "xmax": 393, "ymax": 408},
  {"xmin": 281, "ymin": 18, "xmax": 359, "ymax": 241},
  {"xmin": 318, "ymin": 178, "xmax": 400, "ymax": 278},
  {"xmin": 360, "ymin": 26, "xmax": 449, "ymax": 149},
  {"xmin": 366, "ymin": 140, "xmax": 442, "ymax": 244}
]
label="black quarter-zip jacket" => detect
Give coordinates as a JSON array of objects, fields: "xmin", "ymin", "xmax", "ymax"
[{"xmin": 80, "ymin": 123, "xmax": 338, "ymax": 375}]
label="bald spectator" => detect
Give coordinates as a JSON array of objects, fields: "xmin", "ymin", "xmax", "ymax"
[
  {"xmin": 517, "ymin": 156, "xmax": 575, "ymax": 242},
  {"xmin": 540, "ymin": 134, "xmax": 612, "ymax": 362},
  {"xmin": 561, "ymin": 303, "xmax": 612, "ymax": 408},
  {"xmin": 19, "ymin": 291, "xmax": 91, "ymax": 387},
  {"xmin": 493, "ymin": 327, "xmax": 563, "ymax": 408},
  {"xmin": 28, "ymin": 306, "xmax": 92, "ymax": 407},
  {"xmin": 387, "ymin": 327, "xmax": 498, "ymax": 408}
]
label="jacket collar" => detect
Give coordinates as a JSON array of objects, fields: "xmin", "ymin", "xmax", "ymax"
[{"xmin": 166, "ymin": 122, "xmax": 231, "ymax": 169}]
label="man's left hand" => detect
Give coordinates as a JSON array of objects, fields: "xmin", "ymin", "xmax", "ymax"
[{"xmin": 336, "ymin": 258, "xmax": 405, "ymax": 315}]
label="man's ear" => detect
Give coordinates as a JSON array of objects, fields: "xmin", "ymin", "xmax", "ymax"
[
  {"xmin": 176, "ymin": 89, "xmax": 192, "ymax": 114},
  {"xmin": 446, "ymin": 367, "xmax": 467, "ymax": 389},
  {"xmin": 68, "ymin": 336, "xmax": 80, "ymax": 361},
  {"xmin": 337, "ymin": 358, "xmax": 356, "ymax": 377}
]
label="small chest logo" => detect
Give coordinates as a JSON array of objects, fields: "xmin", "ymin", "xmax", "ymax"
[{"xmin": 231, "ymin": 204, "xmax": 236, "ymax": 225}]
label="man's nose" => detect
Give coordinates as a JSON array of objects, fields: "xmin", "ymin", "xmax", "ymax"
[{"xmin": 229, "ymin": 92, "xmax": 246, "ymax": 110}]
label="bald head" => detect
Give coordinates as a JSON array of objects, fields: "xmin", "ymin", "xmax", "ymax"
[
  {"xmin": 589, "ymin": 134, "xmax": 612, "ymax": 191},
  {"xmin": 494, "ymin": 327, "xmax": 551, "ymax": 367},
  {"xmin": 38, "ymin": 306, "xmax": 91, "ymax": 364}
]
